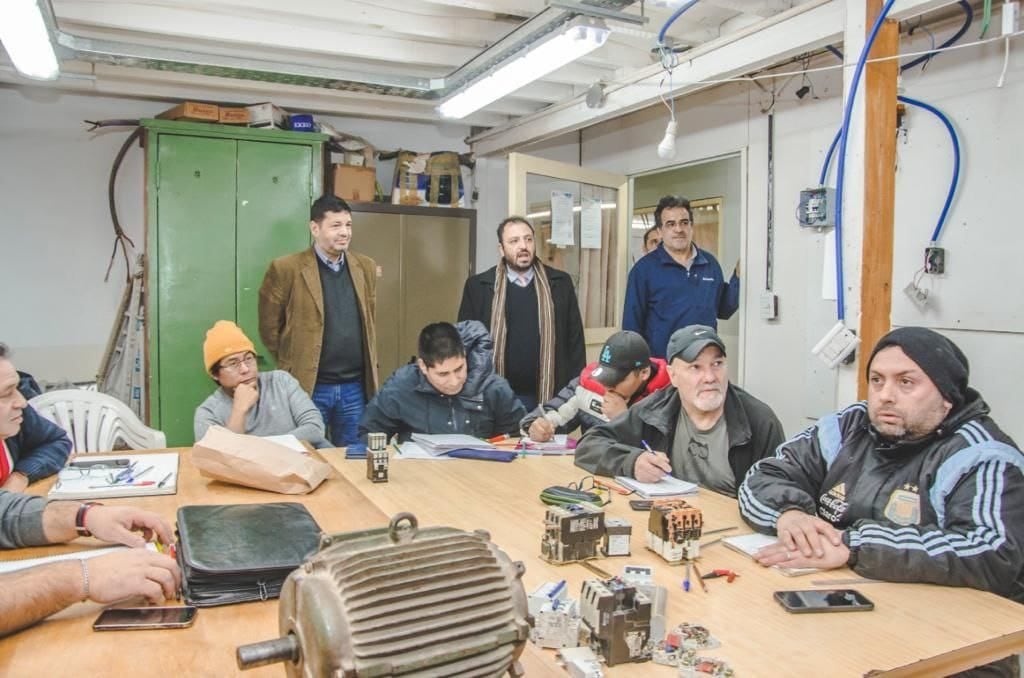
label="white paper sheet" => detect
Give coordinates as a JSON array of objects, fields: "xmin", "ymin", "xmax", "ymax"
[
  {"xmin": 550, "ymin": 191, "xmax": 575, "ymax": 246},
  {"xmin": 580, "ymin": 197, "xmax": 603, "ymax": 249}
]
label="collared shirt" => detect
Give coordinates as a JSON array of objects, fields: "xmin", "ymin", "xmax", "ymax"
[
  {"xmin": 622, "ymin": 242, "xmax": 739, "ymax": 358},
  {"xmin": 506, "ymin": 266, "xmax": 535, "ymax": 288},
  {"xmin": 314, "ymin": 244, "xmax": 345, "ymax": 273}
]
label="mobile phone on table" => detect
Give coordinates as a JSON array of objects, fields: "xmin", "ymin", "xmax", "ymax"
[
  {"xmin": 773, "ymin": 589, "xmax": 874, "ymax": 614},
  {"xmin": 93, "ymin": 606, "xmax": 197, "ymax": 631},
  {"xmin": 628, "ymin": 499, "xmax": 653, "ymax": 511}
]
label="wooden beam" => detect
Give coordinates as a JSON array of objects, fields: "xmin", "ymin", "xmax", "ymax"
[{"xmin": 857, "ymin": 3, "xmax": 899, "ymax": 399}]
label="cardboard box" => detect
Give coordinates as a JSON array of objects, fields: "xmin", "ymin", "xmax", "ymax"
[
  {"xmin": 247, "ymin": 102, "xmax": 288, "ymax": 129},
  {"xmin": 334, "ymin": 164, "xmax": 377, "ymax": 202},
  {"xmin": 219, "ymin": 107, "xmax": 251, "ymax": 125},
  {"xmin": 156, "ymin": 101, "xmax": 220, "ymax": 122}
]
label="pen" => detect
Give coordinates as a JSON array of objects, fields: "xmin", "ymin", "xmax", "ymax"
[
  {"xmin": 486, "ymin": 434, "xmax": 511, "ymax": 443},
  {"xmin": 641, "ymin": 440, "xmax": 669, "ymax": 479},
  {"xmin": 692, "ymin": 563, "xmax": 710, "ymax": 593},
  {"xmin": 684, "ymin": 560, "xmax": 692, "ymax": 592},
  {"xmin": 593, "ymin": 478, "xmax": 630, "ymax": 495},
  {"xmin": 702, "ymin": 526, "xmax": 738, "ymax": 537},
  {"xmin": 157, "ymin": 472, "xmax": 173, "ymax": 488}
]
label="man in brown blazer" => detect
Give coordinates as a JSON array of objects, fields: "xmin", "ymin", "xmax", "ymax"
[{"xmin": 258, "ymin": 195, "xmax": 378, "ymax": 447}]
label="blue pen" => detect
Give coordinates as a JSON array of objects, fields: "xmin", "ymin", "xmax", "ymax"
[{"xmin": 641, "ymin": 440, "xmax": 669, "ymax": 478}]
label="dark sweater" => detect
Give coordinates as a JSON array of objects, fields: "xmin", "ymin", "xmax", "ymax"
[
  {"xmin": 316, "ymin": 257, "xmax": 365, "ymax": 383},
  {"xmin": 503, "ymin": 280, "xmax": 540, "ymax": 396}
]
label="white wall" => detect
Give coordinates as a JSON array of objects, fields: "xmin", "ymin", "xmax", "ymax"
[
  {"xmin": 0, "ymin": 86, "xmax": 471, "ymax": 384},
  {"xmin": 474, "ymin": 31, "xmax": 1024, "ymax": 443}
]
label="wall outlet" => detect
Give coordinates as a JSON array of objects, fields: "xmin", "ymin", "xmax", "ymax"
[
  {"xmin": 760, "ymin": 291, "xmax": 779, "ymax": 320},
  {"xmin": 903, "ymin": 281, "xmax": 930, "ymax": 310},
  {"xmin": 811, "ymin": 321, "xmax": 860, "ymax": 368}
]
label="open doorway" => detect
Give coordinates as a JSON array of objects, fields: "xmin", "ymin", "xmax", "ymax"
[{"xmin": 630, "ymin": 153, "xmax": 744, "ymax": 375}]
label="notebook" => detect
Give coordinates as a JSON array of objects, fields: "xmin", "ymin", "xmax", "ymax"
[
  {"xmin": 721, "ymin": 533, "xmax": 819, "ymax": 577},
  {"xmin": 409, "ymin": 433, "xmax": 495, "ymax": 456},
  {"xmin": 48, "ymin": 453, "xmax": 180, "ymax": 500},
  {"xmin": 613, "ymin": 474, "xmax": 699, "ymax": 499},
  {"xmin": 395, "ymin": 441, "xmax": 456, "ymax": 460}
]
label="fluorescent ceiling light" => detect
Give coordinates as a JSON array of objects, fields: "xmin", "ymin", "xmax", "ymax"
[
  {"xmin": 438, "ymin": 18, "xmax": 609, "ymax": 120},
  {"xmin": 0, "ymin": 0, "xmax": 59, "ymax": 80}
]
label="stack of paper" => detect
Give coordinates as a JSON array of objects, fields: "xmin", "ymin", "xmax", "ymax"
[
  {"xmin": 721, "ymin": 533, "xmax": 819, "ymax": 576},
  {"xmin": 409, "ymin": 434, "xmax": 494, "ymax": 456},
  {"xmin": 48, "ymin": 453, "xmax": 180, "ymax": 500},
  {"xmin": 614, "ymin": 475, "xmax": 699, "ymax": 498}
]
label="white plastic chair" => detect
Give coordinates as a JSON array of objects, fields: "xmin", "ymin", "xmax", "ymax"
[{"xmin": 29, "ymin": 390, "xmax": 167, "ymax": 454}]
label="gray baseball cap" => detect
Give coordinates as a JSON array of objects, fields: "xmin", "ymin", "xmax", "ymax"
[{"xmin": 666, "ymin": 325, "xmax": 726, "ymax": 363}]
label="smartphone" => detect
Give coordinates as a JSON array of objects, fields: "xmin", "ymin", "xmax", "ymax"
[
  {"xmin": 628, "ymin": 499, "xmax": 653, "ymax": 511},
  {"xmin": 69, "ymin": 458, "xmax": 130, "ymax": 469},
  {"xmin": 773, "ymin": 589, "xmax": 874, "ymax": 614},
  {"xmin": 93, "ymin": 606, "xmax": 197, "ymax": 631}
]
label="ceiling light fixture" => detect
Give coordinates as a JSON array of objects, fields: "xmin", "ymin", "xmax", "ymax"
[
  {"xmin": 0, "ymin": 0, "xmax": 59, "ymax": 80},
  {"xmin": 438, "ymin": 17, "xmax": 610, "ymax": 120}
]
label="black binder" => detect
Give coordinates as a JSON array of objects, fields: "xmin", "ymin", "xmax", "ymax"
[{"xmin": 176, "ymin": 502, "xmax": 322, "ymax": 607}]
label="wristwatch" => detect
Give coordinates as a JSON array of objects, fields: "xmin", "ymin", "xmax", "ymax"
[{"xmin": 75, "ymin": 502, "xmax": 102, "ymax": 537}]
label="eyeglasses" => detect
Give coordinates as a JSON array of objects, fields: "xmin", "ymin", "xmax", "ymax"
[
  {"xmin": 219, "ymin": 354, "xmax": 257, "ymax": 372},
  {"xmin": 688, "ymin": 439, "xmax": 709, "ymax": 460}
]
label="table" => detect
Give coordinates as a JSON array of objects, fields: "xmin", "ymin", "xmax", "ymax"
[{"xmin": 2, "ymin": 449, "xmax": 1022, "ymax": 677}]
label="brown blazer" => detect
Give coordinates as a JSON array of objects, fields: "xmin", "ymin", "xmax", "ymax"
[{"xmin": 258, "ymin": 247, "xmax": 379, "ymax": 397}]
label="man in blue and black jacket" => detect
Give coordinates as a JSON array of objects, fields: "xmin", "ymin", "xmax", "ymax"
[
  {"xmin": 740, "ymin": 327, "xmax": 1023, "ymax": 675},
  {"xmin": 0, "ymin": 344, "xmax": 70, "ymax": 492}
]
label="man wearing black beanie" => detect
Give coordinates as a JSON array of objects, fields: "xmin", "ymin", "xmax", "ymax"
[{"xmin": 738, "ymin": 327, "xmax": 1023, "ymax": 676}]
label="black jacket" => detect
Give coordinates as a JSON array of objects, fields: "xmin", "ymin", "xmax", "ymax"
[
  {"xmin": 457, "ymin": 263, "xmax": 586, "ymax": 396},
  {"xmin": 358, "ymin": 321, "xmax": 526, "ymax": 442},
  {"xmin": 739, "ymin": 390, "xmax": 1024, "ymax": 603},
  {"xmin": 5, "ymin": 404, "xmax": 72, "ymax": 483},
  {"xmin": 574, "ymin": 383, "xmax": 784, "ymax": 495}
]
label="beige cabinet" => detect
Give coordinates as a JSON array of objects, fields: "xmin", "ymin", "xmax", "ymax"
[{"xmin": 349, "ymin": 203, "xmax": 476, "ymax": 382}]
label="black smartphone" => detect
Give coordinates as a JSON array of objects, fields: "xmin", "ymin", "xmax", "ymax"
[
  {"xmin": 93, "ymin": 606, "xmax": 197, "ymax": 631},
  {"xmin": 628, "ymin": 499, "xmax": 653, "ymax": 511},
  {"xmin": 69, "ymin": 458, "xmax": 130, "ymax": 469},
  {"xmin": 773, "ymin": 589, "xmax": 874, "ymax": 614}
]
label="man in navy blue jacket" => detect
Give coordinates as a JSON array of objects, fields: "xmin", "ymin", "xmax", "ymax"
[
  {"xmin": 623, "ymin": 195, "xmax": 739, "ymax": 358},
  {"xmin": 0, "ymin": 344, "xmax": 71, "ymax": 492}
]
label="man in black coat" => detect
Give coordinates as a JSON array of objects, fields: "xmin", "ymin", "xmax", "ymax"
[{"xmin": 458, "ymin": 216, "xmax": 586, "ymax": 412}]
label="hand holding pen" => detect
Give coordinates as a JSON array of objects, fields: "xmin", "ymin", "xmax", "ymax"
[{"xmin": 633, "ymin": 439, "xmax": 672, "ymax": 483}]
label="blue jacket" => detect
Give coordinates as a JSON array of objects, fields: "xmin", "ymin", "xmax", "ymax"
[
  {"xmin": 358, "ymin": 321, "xmax": 527, "ymax": 442},
  {"xmin": 5, "ymin": 405, "xmax": 72, "ymax": 483},
  {"xmin": 623, "ymin": 244, "xmax": 739, "ymax": 358}
]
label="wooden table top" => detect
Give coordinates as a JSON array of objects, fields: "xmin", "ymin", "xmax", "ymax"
[{"xmin": 2, "ymin": 448, "xmax": 1023, "ymax": 677}]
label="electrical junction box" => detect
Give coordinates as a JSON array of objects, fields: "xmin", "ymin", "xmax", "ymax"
[
  {"xmin": 925, "ymin": 246, "xmax": 945, "ymax": 274},
  {"xmin": 798, "ymin": 187, "xmax": 836, "ymax": 228}
]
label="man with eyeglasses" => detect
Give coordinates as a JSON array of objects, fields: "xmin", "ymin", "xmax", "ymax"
[
  {"xmin": 622, "ymin": 195, "xmax": 739, "ymax": 359},
  {"xmin": 575, "ymin": 325, "xmax": 783, "ymax": 498},
  {"xmin": 194, "ymin": 321, "xmax": 328, "ymax": 447}
]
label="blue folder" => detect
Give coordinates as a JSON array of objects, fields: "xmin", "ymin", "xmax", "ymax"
[{"xmin": 446, "ymin": 448, "xmax": 518, "ymax": 462}]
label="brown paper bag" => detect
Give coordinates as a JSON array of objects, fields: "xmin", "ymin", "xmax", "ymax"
[{"xmin": 191, "ymin": 426, "xmax": 333, "ymax": 494}]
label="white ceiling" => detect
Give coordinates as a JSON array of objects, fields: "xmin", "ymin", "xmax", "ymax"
[{"xmin": 0, "ymin": 0, "xmax": 813, "ymax": 128}]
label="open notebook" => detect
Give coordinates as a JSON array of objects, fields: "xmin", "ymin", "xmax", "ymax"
[
  {"xmin": 614, "ymin": 475, "xmax": 699, "ymax": 498},
  {"xmin": 721, "ymin": 533, "xmax": 819, "ymax": 577},
  {"xmin": 48, "ymin": 453, "xmax": 180, "ymax": 500}
]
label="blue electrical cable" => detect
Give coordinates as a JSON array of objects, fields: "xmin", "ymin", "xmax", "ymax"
[
  {"xmin": 819, "ymin": 129, "xmax": 842, "ymax": 187},
  {"xmin": 832, "ymin": 0, "xmax": 898, "ymax": 321},
  {"xmin": 658, "ymin": 0, "xmax": 701, "ymax": 45},
  {"xmin": 897, "ymin": 95, "xmax": 961, "ymax": 243}
]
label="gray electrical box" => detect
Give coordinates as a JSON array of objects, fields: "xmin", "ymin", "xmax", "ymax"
[{"xmin": 798, "ymin": 187, "xmax": 836, "ymax": 228}]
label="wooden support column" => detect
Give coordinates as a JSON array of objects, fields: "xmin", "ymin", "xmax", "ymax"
[{"xmin": 857, "ymin": 2, "xmax": 899, "ymax": 399}]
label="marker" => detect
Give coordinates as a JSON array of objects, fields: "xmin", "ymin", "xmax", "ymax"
[{"xmin": 486, "ymin": 434, "xmax": 511, "ymax": 443}]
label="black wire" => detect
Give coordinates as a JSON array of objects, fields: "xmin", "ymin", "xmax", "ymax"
[{"xmin": 103, "ymin": 127, "xmax": 143, "ymax": 283}]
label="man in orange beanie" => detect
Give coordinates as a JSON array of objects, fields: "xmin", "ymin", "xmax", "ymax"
[{"xmin": 194, "ymin": 321, "xmax": 327, "ymax": 448}]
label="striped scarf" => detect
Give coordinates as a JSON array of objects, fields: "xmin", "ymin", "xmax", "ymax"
[{"xmin": 490, "ymin": 258, "xmax": 556, "ymax": 403}]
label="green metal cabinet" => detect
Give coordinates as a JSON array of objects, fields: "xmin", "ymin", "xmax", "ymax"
[{"xmin": 143, "ymin": 119, "xmax": 326, "ymax": 447}]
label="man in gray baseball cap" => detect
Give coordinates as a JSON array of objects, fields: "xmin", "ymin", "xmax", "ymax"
[{"xmin": 575, "ymin": 324, "xmax": 784, "ymax": 497}]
